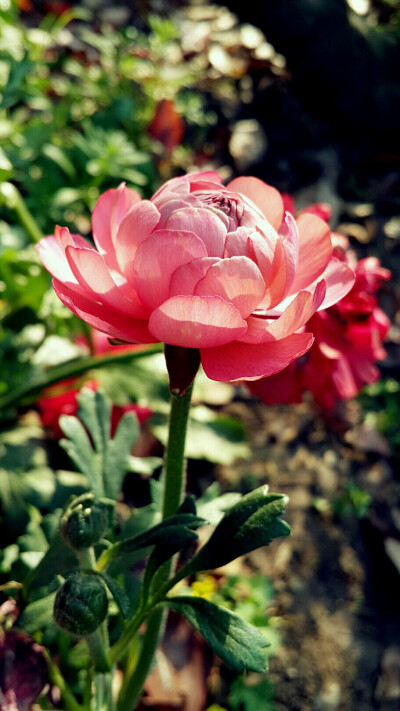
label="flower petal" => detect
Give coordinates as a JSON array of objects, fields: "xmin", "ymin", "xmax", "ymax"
[
  {"xmin": 289, "ymin": 213, "xmax": 332, "ymax": 294},
  {"xmin": 248, "ymin": 362, "xmax": 303, "ymax": 406},
  {"xmin": 200, "ymin": 332, "xmax": 314, "ymax": 382},
  {"xmin": 152, "ymin": 171, "xmax": 223, "ymax": 202},
  {"xmin": 169, "ymin": 257, "xmax": 220, "ymax": 297},
  {"xmin": 226, "ymin": 177, "xmax": 284, "ymax": 230},
  {"xmin": 37, "ymin": 228, "xmax": 91, "ymax": 283},
  {"xmin": 134, "ymin": 230, "xmax": 208, "ymax": 311},
  {"xmin": 317, "ymin": 258, "xmax": 356, "ymax": 310},
  {"xmin": 165, "ymin": 207, "xmax": 226, "ymax": 257},
  {"xmin": 65, "ymin": 246, "xmax": 148, "ymax": 319},
  {"xmin": 148, "ymin": 295, "xmax": 247, "ymax": 348},
  {"xmin": 242, "ymin": 281, "xmax": 326, "ymax": 344},
  {"xmin": 116, "ymin": 200, "xmax": 161, "ymax": 279},
  {"xmin": 194, "ymin": 256, "xmax": 266, "ymax": 318},
  {"xmin": 92, "ymin": 184, "xmax": 141, "ymax": 271},
  {"xmin": 53, "ymin": 280, "xmax": 157, "ymax": 344}
]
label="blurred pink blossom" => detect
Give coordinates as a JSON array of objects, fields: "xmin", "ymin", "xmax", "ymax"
[{"xmin": 249, "ymin": 208, "xmax": 391, "ymax": 409}]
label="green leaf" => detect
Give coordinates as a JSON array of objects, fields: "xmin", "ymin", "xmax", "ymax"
[
  {"xmin": 59, "ymin": 388, "xmax": 141, "ymax": 500},
  {"xmin": 126, "ymin": 455, "xmax": 163, "ymax": 477},
  {"xmin": 187, "ymin": 487, "xmax": 290, "ymax": 573},
  {"xmin": 119, "ymin": 513, "xmax": 205, "ymax": 554},
  {"xmin": 165, "ymin": 596, "xmax": 269, "ymax": 673},
  {"xmin": 98, "ymin": 513, "xmax": 205, "ymax": 571},
  {"xmin": 101, "ymin": 574, "xmax": 130, "ymax": 617},
  {"xmin": 228, "ymin": 676, "xmax": 275, "ymax": 711},
  {"xmin": 77, "ymin": 388, "xmax": 111, "ymax": 455},
  {"xmin": 18, "ymin": 592, "xmax": 57, "ymax": 634},
  {"xmin": 59, "ymin": 415, "xmax": 99, "ymax": 491},
  {"xmin": 103, "ymin": 412, "xmax": 140, "ymax": 499},
  {"xmin": 42, "ymin": 143, "xmax": 77, "ymax": 180},
  {"xmin": 197, "ymin": 483, "xmax": 241, "ymax": 525},
  {"xmin": 23, "ymin": 530, "xmax": 78, "ymax": 594},
  {"xmin": 0, "ymin": 55, "xmax": 33, "ymax": 109}
]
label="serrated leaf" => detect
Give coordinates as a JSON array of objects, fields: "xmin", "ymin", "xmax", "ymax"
[
  {"xmin": 59, "ymin": 389, "xmax": 141, "ymax": 500},
  {"xmin": 187, "ymin": 487, "xmax": 290, "ymax": 573},
  {"xmin": 104, "ymin": 411, "xmax": 140, "ymax": 499},
  {"xmin": 59, "ymin": 415, "xmax": 99, "ymax": 492},
  {"xmin": 102, "ymin": 575, "xmax": 130, "ymax": 617},
  {"xmin": 77, "ymin": 388, "xmax": 111, "ymax": 455},
  {"xmin": 165, "ymin": 596, "xmax": 269, "ymax": 673}
]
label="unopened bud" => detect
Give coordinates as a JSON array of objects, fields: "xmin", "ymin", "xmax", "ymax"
[
  {"xmin": 60, "ymin": 493, "xmax": 108, "ymax": 550},
  {"xmin": 53, "ymin": 572, "xmax": 108, "ymax": 637}
]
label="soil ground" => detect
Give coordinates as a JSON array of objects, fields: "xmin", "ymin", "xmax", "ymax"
[{"xmin": 217, "ymin": 396, "xmax": 400, "ymax": 711}]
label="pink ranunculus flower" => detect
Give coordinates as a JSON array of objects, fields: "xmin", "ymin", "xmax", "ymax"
[
  {"xmin": 37, "ymin": 172, "xmax": 355, "ymax": 383},
  {"xmin": 249, "ymin": 230, "xmax": 391, "ymax": 410}
]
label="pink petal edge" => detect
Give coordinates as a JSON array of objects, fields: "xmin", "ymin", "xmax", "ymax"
[{"xmin": 200, "ymin": 332, "xmax": 314, "ymax": 382}]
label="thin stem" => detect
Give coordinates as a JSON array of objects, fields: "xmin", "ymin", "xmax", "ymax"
[
  {"xmin": 45, "ymin": 652, "xmax": 84, "ymax": 711},
  {"xmin": 0, "ymin": 343, "xmax": 163, "ymax": 411},
  {"xmin": 0, "ymin": 182, "xmax": 43, "ymax": 243},
  {"xmin": 93, "ymin": 672, "xmax": 115, "ymax": 711},
  {"xmin": 108, "ymin": 603, "xmax": 146, "ymax": 668},
  {"xmin": 77, "ymin": 549, "xmax": 110, "ymax": 674},
  {"xmin": 162, "ymin": 384, "xmax": 193, "ymax": 518},
  {"xmin": 116, "ymin": 385, "xmax": 193, "ymax": 711}
]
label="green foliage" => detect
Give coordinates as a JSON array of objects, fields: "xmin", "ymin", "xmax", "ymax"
[
  {"xmin": 184, "ymin": 487, "xmax": 290, "ymax": 574},
  {"xmin": 165, "ymin": 596, "xmax": 269, "ymax": 674},
  {"xmin": 59, "ymin": 387, "xmax": 140, "ymax": 499},
  {"xmin": 0, "ymin": 422, "xmax": 86, "ymax": 534},
  {"xmin": 97, "ymin": 513, "xmax": 206, "ymax": 572},
  {"xmin": 0, "ymin": 7, "xmax": 215, "ymax": 242},
  {"xmin": 18, "ymin": 591, "xmax": 57, "ymax": 635},
  {"xmin": 228, "ymin": 676, "xmax": 276, "ymax": 711},
  {"xmin": 359, "ymin": 378, "xmax": 400, "ymax": 455},
  {"xmin": 333, "ymin": 482, "xmax": 372, "ymax": 519},
  {"xmin": 151, "ymin": 406, "xmax": 250, "ymax": 465}
]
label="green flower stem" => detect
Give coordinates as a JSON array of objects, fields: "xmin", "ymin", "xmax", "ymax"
[
  {"xmin": 162, "ymin": 384, "xmax": 193, "ymax": 518},
  {"xmin": 0, "ymin": 182, "xmax": 43, "ymax": 243},
  {"xmin": 45, "ymin": 652, "xmax": 84, "ymax": 711},
  {"xmin": 77, "ymin": 548, "xmax": 110, "ymax": 674},
  {"xmin": 0, "ymin": 343, "xmax": 163, "ymax": 411},
  {"xmin": 93, "ymin": 671, "xmax": 115, "ymax": 711},
  {"xmin": 115, "ymin": 385, "xmax": 193, "ymax": 711}
]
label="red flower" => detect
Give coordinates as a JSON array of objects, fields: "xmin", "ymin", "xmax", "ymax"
[
  {"xmin": 249, "ymin": 210, "xmax": 391, "ymax": 409},
  {"xmin": 37, "ymin": 330, "xmax": 153, "ymax": 438},
  {"xmin": 148, "ymin": 99, "xmax": 185, "ymax": 155},
  {"xmin": 38, "ymin": 378, "xmax": 152, "ymax": 439}
]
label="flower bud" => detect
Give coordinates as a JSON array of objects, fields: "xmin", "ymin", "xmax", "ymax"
[
  {"xmin": 60, "ymin": 493, "xmax": 108, "ymax": 550},
  {"xmin": 53, "ymin": 572, "xmax": 108, "ymax": 636}
]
